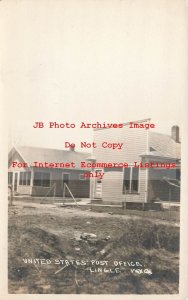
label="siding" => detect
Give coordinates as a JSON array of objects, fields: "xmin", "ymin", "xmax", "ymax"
[
  {"xmin": 101, "ymin": 168, "xmax": 146, "ymax": 203},
  {"xmin": 32, "ymin": 168, "xmax": 90, "ymax": 198},
  {"xmin": 8, "ymin": 151, "xmax": 30, "ymax": 172},
  {"xmin": 93, "ymin": 126, "xmax": 148, "ymax": 203},
  {"xmin": 102, "ymin": 171, "xmax": 124, "ymax": 202},
  {"xmin": 8, "ymin": 151, "xmax": 90, "ymax": 198},
  {"xmin": 17, "ymin": 186, "xmax": 32, "ymax": 195},
  {"xmin": 93, "ymin": 126, "xmax": 148, "ymax": 163}
]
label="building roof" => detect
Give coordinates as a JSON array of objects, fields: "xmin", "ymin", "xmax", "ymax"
[
  {"xmin": 9, "ymin": 123, "xmax": 181, "ymax": 168},
  {"xmin": 9, "ymin": 146, "xmax": 91, "ymax": 169},
  {"xmin": 148, "ymin": 132, "xmax": 181, "ymax": 160},
  {"xmin": 92, "ymin": 118, "xmax": 181, "ymax": 160}
]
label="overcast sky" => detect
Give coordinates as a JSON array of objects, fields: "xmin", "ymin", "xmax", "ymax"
[{"xmin": 2, "ymin": 0, "xmax": 187, "ymax": 151}]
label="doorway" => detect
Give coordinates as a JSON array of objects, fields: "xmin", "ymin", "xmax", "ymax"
[{"xmin": 94, "ymin": 169, "xmax": 102, "ymax": 199}]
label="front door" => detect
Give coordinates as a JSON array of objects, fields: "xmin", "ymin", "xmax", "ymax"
[
  {"xmin": 62, "ymin": 173, "xmax": 70, "ymax": 197},
  {"xmin": 94, "ymin": 169, "xmax": 102, "ymax": 199}
]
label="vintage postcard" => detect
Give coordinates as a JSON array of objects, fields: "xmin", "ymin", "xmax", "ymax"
[{"xmin": 0, "ymin": 0, "xmax": 188, "ymax": 299}]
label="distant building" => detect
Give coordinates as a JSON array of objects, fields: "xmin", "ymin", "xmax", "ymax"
[
  {"xmin": 89, "ymin": 119, "xmax": 180, "ymax": 205},
  {"xmin": 8, "ymin": 146, "xmax": 90, "ymax": 198}
]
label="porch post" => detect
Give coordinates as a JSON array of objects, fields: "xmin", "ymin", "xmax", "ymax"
[
  {"xmin": 86, "ymin": 155, "xmax": 96, "ymax": 201},
  {"xmin": 30, "ymin": 168, "xmax": 34, "ymax": 195}
]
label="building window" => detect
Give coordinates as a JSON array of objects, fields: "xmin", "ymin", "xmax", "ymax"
[
  {"xmin": 19, "ymin": 172, "xmax": 31, "ymax": 186},
  {"xmin": 33, "ymin": 172, "xmax": 50, "ymax": 187},
  {"xmin": 123, "ymin": 168, "xmax": 130, "ymax": 192},
  {"xmin": 8, "ymin": 172, "xmax": 13, "ymax": 185},
  {"xmin": 123, "ymin": 167, "xmax": 139, "ymax": 194}
]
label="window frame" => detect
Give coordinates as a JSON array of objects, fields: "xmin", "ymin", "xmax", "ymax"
[
  {"xmin": 122, "ymin": 167, "xmax": 140, "ymax": 194},
  {"xmin": 19, "ymin": 171, "xmax": 31, "ymax": 186},
  {"xmin": 33, "ymin": 171, "xmax": 51, "ymax": 187}
]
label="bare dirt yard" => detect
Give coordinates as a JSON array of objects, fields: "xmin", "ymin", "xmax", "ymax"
[{"xmin": 8, "ymin": 202, "xmax": 180, "ymax": 294}]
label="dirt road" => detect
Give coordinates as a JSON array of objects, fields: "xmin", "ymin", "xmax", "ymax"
[{"xmin": 8, "ymin": 202, "xmax": 180, "ymax": 294}]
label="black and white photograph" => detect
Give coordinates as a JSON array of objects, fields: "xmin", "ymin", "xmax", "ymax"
[{"xmin": 1, "ymin": 0, "xmax": 188, "ymax": 298}]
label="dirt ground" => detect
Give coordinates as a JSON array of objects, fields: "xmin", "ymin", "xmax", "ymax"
[{"xmin": 8, "ymin": 202, "xmax": 180, "ymax": 294}]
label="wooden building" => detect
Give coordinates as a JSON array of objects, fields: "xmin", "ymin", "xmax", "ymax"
[
  {"xmin": 8, "ymin": 146, "xmax": 90, "ymax": 198},
  {"xmin": 89, "ymin": 119, "xmax": 181, "ymax": 205}
]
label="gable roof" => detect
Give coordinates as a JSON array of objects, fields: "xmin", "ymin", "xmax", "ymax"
[
  {"xmin": 148, "ymin": 132, "xmax": 181, "ymax": 160},
  {"xmin": 9, "ymin": 146, "xmax": 90, "ymax": 169}
]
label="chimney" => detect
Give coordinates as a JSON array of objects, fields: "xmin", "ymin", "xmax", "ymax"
[{"xmin": 171, "ymin": 126, "xmax": 180, "ymax": 143}]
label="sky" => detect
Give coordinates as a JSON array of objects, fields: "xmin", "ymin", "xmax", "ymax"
[{"xmin": 2, "ymin": 0, "xmax": 187, "ymax": 151}]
